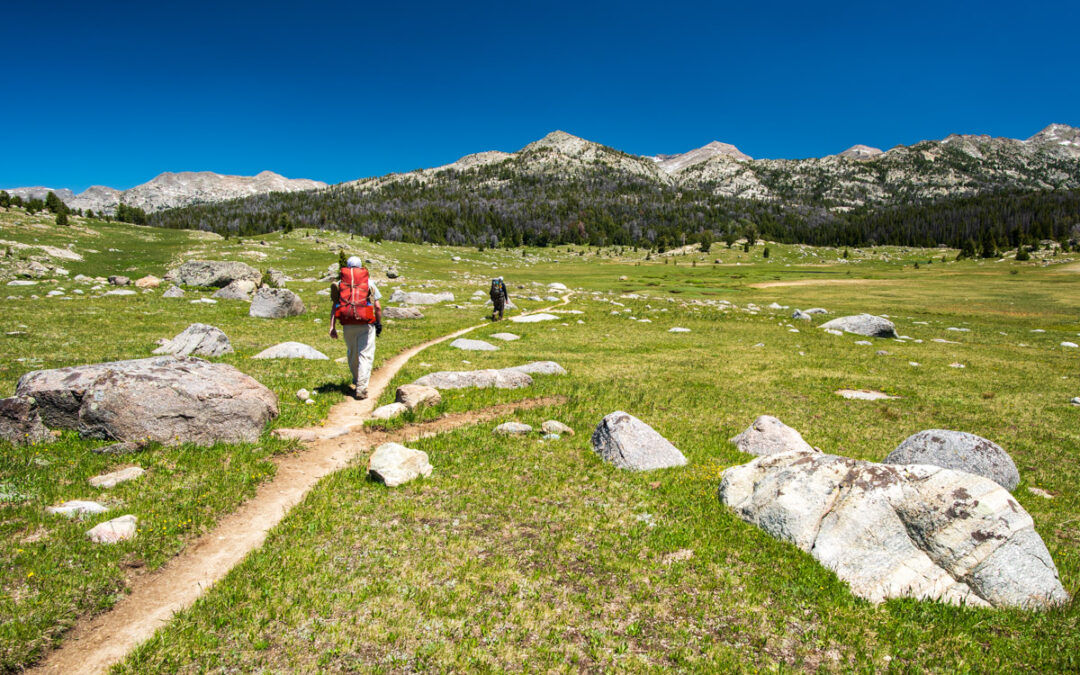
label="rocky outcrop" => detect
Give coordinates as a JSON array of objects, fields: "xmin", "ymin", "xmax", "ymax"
[
  {"xmin": 730, "ymin": 415, "xmax": 816, "ymax": 456},
  {"xmin": 152, "ymin": 323, "xmax": 233, "ymax": 357},
  {"xmin": 0, "ymin": 396, "xmax": 51, "ymax": 445},
  {"xmin": 591, "ymin": 411, "xmax": 687, "ymax": 471},
  {"xmin": 15, "ymin": 356, "xmax": 278, "ymax": 445},
  {"xmin": 719, "ymin": 450, "xmax": 1069, "ymax": 608},
  {"xmin": 165, "ymin": 260, "xmax": 261, "ymax": 288},
  {"xmin": 819, "ymin": 314, "xmax": 898, "ymax": 338},
  {"xmin": 884, "ymin": 430, "xmax": 1020, "ymax": 492},
  {"xmin": 413, "ymin": 368, "xmax": 532, "ymax": 390},
  {"xmin": 368, "ymin": 442, "xmax": 432, "ymax": 487},
  {"xmin": 252, "ymin": 342, "xmax": 328, "ymax": 360},
  {"xmin": 249, "ymin": 287, "xmax": 305, "ymax": 318},
  {"xmin": 382, "ymin": 306, "xmax": 423, "ymax": 319},
  {"xmin": 389, "ymin": 289, "xmax": 454, "ymax": 305}
]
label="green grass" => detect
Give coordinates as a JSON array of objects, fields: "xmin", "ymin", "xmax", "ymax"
[{"xmin": 2, "ymin": 207, "xmax": 1079, "ymax": 672}]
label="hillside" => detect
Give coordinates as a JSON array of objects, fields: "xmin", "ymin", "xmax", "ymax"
[
  {"xmin": 4, "ymin": 170, "xmax": 326, "ymax": 215},
  {"xmin": 147, "ymin": 125, "xmax": 1080, "ymax": 248}
]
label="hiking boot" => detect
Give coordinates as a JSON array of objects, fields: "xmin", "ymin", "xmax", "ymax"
[{"xmin": 355, "ymin": 388, "xmax": 368, "ymax": 400}]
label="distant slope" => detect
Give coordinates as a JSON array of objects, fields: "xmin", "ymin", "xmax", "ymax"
[{"xmin": 4, "ymin": 171, "xmax": 326, "ymax": 214}]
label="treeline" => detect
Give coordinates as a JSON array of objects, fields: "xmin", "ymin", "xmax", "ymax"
[{"xmin": 144, "ymin": 164, "xmax": 1080, "ymax": 249}]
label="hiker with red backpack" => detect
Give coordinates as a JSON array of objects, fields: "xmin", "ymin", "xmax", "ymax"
[{"xmin": 329, "ymin": 256, "xmax": 383, "ymax": 399}]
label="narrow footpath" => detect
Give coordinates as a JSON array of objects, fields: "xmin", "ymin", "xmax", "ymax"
[{"xmin": 31, "ymin": 295, "xmax": 572, "ymax": 675}]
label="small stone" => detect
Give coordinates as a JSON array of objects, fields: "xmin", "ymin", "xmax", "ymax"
[
  {"xmin": 371, "ymin": 402, "xmax": 408, "ymax": 420},
  {"xmin": 1027, "ymin": 487, "xmax": 1054, "ymax": 499},
  {"xmin": 489, "ymin": 332, "xmax": 520, "ymax": 341},
  {"xmin": 450, "ymin": 338, "xmax": 499, "ymax": 351},
  {"xmin": 89, "ymin": 466, "xmax": 145, "ymax": 489},
  {"xmin": 104, "ymin": 289, "xmax": 137, "ymax": 296},
  {"xmin": 134, "ymin": 275, "xmax": 161, "ymax": 289},
  {"xmin": 86, "ymin": 515, "xmax": 138, "ymax": 543},
  {"xmin": 835, "ymin": 389, "xmax": 899, "ymax": 400},
  {"xmin": 47, "ymin": 500, "xmax": 110, "ymax": 518},
  {"xmin": 252, "ymin": 342, "xmax": 328, "ymax": 360},
  {"xmin": 108, "ymin": 275, "xmax": 131, "ymax": 286},
  {"xmin": 1061, "ymin": 342, "xmax": 1078, "ymax": 348},
  {"xmin": 368, "ymin": 442, "xmax": 432, "ymax": 486},
  {"xmin": 730, "ymin": 415, "xmax": 816, "ymax": 456},
  {"xmin": 949, "ymin": 362, "xmax": 966, "ymax": 369},
  {"xmin": 296, "ymin": 388, "xmax": 310, "ymax": 401},
  {"xmin": 494, "ymin": 422, "xmax": 533, "ymax": 435},
  {"xmin": 162, "ymin": 286, "xmax": 185, "ymax": 298},
  {"xmin": 396, "ymin": 384, "xmax": 442, "ymax": 410},
  {"xmin": 541, "ymin": 420, "xmax": 574, "ymax": 436},
  {"xmin": 876, "ymin": 350, "xmax": 890, "ymax": 356},
  {"xmin": 854, "ymin": 340, "xmax": 872, "ymax": 346},
  {"xmin": 668, "ymin": 327, "xmax": 691, "ymax": 333}
]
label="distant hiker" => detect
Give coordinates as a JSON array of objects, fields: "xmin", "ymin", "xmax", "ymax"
[
  {"xmin": 329, "ymin": 256, "xmax": 382, "ymax": 399},
  {"xmin": 490, "ymin": 276, "xmax": 509, "ymax": 321}
]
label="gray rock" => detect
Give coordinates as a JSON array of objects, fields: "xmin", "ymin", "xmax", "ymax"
[
  {"xmin": 134, "ymin": 275, "xmax": 160, "ymax": 289},
  {"xmin": 668, "ymin": 327, "xmax": 691, "ymax": 333},
  {"xmin": 730, "ymin": 415, "xmax": 816, "ymax": 456},
  {"xmin": 542, "ymin": 420, "xmax": 574, "ymax": 436},
  {"xmin": 7, "ymin": 280, "xmax": 38, "ymax": 287},
  {"xmin": 548, "ymin": 282, "xmax": 568, "ymax": 291},
  {"xmin": 371, "ymin": 402, "xmax": 408, "ymax": 420},
  {"xmin": 16, "ymin": 356, "xmax": 278, "ymax": 445},
  {"xmin": 804, "ymin": 308, "xmax": 829, "ymax": 315},
  {"xmin": 819, "ymin": 314, "xmax": 898, "ymax": 338},
  {"xmin": 249, "ymin": 287, "xmax": 305, "ymax": 318},
  {"xmin": 264, "ymin": 268, "xmax": 287, "ymax": 288},
  {"xmin": 413, "ymin": 368, "xmax": 533, "ymax": 390},
  {"xmin": 108, "ymin": 275, "xmax": 130, "ymax": 286},
  {"xmin": 152, "ymin": 323, "xmax": 233, "ymax": 357},
  {"xmin": 389, "ymin": 289, "xmax": 454, "ymax": 305},
  {"xmin": 162, "ymin": 286, "xmax": 185, "ymax": 298},
  {"xmin": 382, "ymin": 306, "xmax": 424, "ymax": 319},
  {"xmin": 489, "ymin": 332, "xmax": 520, "ymax": 341},
  {"xmin": 792, "ymin": 309, "xmax": 812, "ymax": 321},
  {"xmin": 164, "ymin": 260, "xmax": 261, "ymax": 288},
  {"xmin": 385, "ymin": 267, "xmax": 399, "ymax": 279},
  {"xmin": 494, "ymin": 422, "xmax": 532, "ymax": 435},
  {"xmin": 591, "ymin": 411, "xmax": 687, "ymax": 471},
  {"xmin": 0, "ymin": 396, "xmax": 51, "ymax": 445},
  {"xmin": 86, "ymin": 515, "xmax": 138, "ymax": 543},
  {"xmin": 47, "ymin": 500, "xmax": 109, "ymax": 518},
  {"xmin": 368, "ymin": 442, "xmax": 432, "ymax": 486},
  {"xmin": 89, "ymin": 466, "xmax": 145, "ymax": 488},
  {"xmin": 503, "ymin": 361, "xmax": 566, "ymax": 376},
  {"xmin": 395, "ymin": 384, "xmax": 441, "ymax": 411},
  {"xmin": 252, "ymin": 342, "xmax": 328, "ymax": 360},
  {"xmin": 835, "ymin": 389, "xmax": 898, "ymax": 400},
  {"xmin": 211, "ymin": 279, "xmax": 257, "ymax": 300},
  {"xmin": 719, "ymin": 450, "xmax": 1069, "ymax": 609},
  {"xmin": 103, "ymin": 289, "xmax": 136, "ymax": 296},
  {"xmin": 450, "ymin": 338, "xmax": 498, "ymax": 351},
  {"xmin": 509, "ymin": 313, "xmax": 558, "ymax": 323},
  {"xmin": 884, "ymin": 429, "xmax": 1020, "ymax": 492},
  {"xmin": 91, "ymin": 441, "xmax": 145, "ymax": 455},
  {"xmin": 1071, "ymin": 396, "xmax": 1080, "ymax": 407}
]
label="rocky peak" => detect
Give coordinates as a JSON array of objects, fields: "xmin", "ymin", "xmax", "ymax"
[
  {"xmin": 1025, "ymin": 123, "xmax": 1080, "ymax": 157},
  {"xmin": 837, "ymin": 144, "xmax": 884, "ymax": 160},
  {"xmin": 655, "ymin": 141, "xmax": 751, "ymax": 173},
  {"xmin": 522, "ymin": 130, "xmax": 597, "ymax": 156}
]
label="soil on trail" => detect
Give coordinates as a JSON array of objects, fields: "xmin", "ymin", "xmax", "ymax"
[
  {"xmin": 30, "ymin": 296, "xmax": 572, "ymax": 675},
  {"xmin": 748, "ymin": 278, "xmax": 893, "ymax": 289}
]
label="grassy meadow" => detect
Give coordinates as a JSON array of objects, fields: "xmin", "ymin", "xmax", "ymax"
[{"xmin": 1, "ymin": 207, "xmax": 1079, "ymax": 672}]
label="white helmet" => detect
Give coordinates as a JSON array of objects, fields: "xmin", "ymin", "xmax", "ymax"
[{"xmin": 346, "ymin": 256, "xmax": 363, "ymax": 268}]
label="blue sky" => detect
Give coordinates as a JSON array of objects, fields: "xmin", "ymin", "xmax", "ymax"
[{"xmin": 2, "ymin": 0, "xmax": 1077, "ymax": 192}]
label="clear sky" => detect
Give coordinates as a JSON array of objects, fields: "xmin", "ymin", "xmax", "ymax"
[{"xmin": 2, "ymin": 0, "xmax": 1077, "ymax": 192}]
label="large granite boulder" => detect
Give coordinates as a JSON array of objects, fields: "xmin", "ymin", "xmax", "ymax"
[
  {"xmin": 249, "ymin": 287, "xmax": 305, "ymax": 318},
  {"xmin": 730, "ymin": 415, "xmax": 816, "ymax": 457},
  {"xmin": 719, "ymin": 450, "xmax": 1069, "ymax": 609},
  {"xmin": 591, "ymin": 411, "xmax": 687, "ymax": 471},
  {"xmin": 884, "ymin": 429, "xmax": 1020, "ymax": 492},
  {"xmin": 0, "ymin": 396, "xmax": 51, "ymax": 445},
  {"xmin": 211, "ymin": 279, "xmax": 257, "ymax": 300},
  {"xmin": 389, "ymin": 289, "xmax": 454, "ymax": 305},
  {"xmin": 152, "ymin": 323, "xmax": 233, "ymax": 357},
  {"xmin": 382, "ymin": 306, "xmax": 424, "ymax": 319},
  {"xmin": 368, "ymin": 442, "xmax": 432, "ymax": 487},
  {"xmin": 819, "ymin": 314, "xmax": 898, "ymax": 338},
  {"xmin": 15, "ymin": 356, "xmax": 278, "ymax": 445},
  {"xmin": 164, "ymin": 260, "xmax": 261, "ymax": 288},
  {"xmin": 413, "ymin": 368, "xmax": 532, "ymax": 390}
]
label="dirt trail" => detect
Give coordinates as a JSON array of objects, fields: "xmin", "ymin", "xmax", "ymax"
[{"xmin": 31, "ymin": 295, "xmax": 573, "ymax": 675}]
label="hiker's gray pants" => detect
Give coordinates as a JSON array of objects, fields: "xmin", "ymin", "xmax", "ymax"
[{"xmin": 343, "ymin": 323, "xmax": 376, "ymax": 389}]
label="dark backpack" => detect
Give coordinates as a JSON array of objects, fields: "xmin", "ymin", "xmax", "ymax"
[{"xmin": 490, "ymin": 279, "xmax": 505, "ymax": 300}]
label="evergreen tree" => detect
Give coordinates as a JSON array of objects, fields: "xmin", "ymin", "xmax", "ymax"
[
  {"xmin": 56, "ymin": 209, "xmax": 69, "ymax": 226},
  {"xmin": 45, "ymin": 191, "xmax": 64, "ymax": 214},
  {"xmin": 763, "ymin": 246, "xmax": 770, "ymax": 259},
  {"xmin": 0, "ymin": 190, "xmax": 9, "ymax": 208},
  {"xmin": 25, "ymin": 198, "xmax": 44, "ymax": 215}
]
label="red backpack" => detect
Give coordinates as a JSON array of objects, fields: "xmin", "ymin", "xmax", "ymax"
[{"xmin": 334, "ymin": 267, "xmax": 376, "ymax": 324}]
